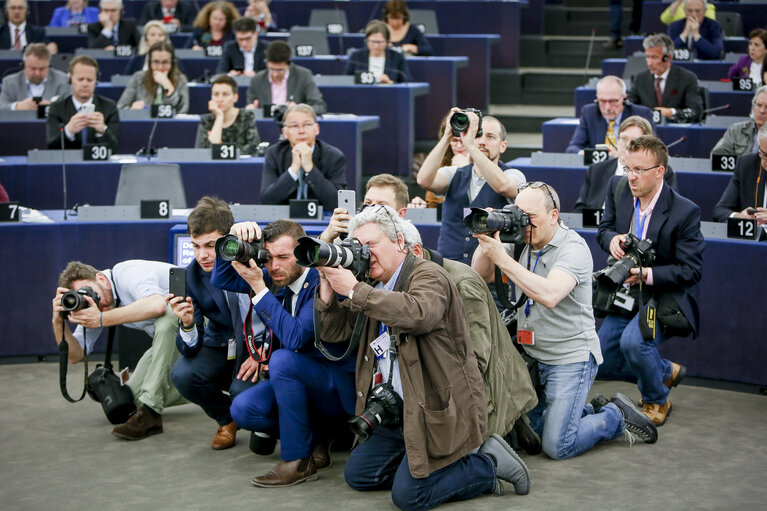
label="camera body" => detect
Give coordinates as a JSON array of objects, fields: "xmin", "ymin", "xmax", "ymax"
[
  {"xmin": 61, "ymin": 286, "xmax": 101, "ymax": 313},
  {"xmin": 348, "ymin": 382, "xmax": 403, "ymax": 442},
  {"xmin": 463, "ymin": 205, "xmax": 531, "ymax": 244},
  {"xmin": 215, "ymin": 234, "xmax": 270, "ymax": 266},
  {"xmin": 592, "ymin": 234, "xmax": 656, "ymax": 316},
  {"xmin": 294, "ymin": 236, "xmax": 371, "ymax": 280},
  {"xmin": 450, "ymin": 108, "xmax": 483, "ymax": 137}
]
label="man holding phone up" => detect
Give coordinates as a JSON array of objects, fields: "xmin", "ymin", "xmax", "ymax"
[{"xmin": 167, "ymin": 197, "xmax": 256, "ymax": 450}]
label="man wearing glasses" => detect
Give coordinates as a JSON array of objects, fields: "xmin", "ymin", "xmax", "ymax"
[
  {"xmin": 472, "ymin": 181, "xmax": 658, "ymax": 460},
  {"xmin": 87, "ymin": 0, "xmax": 140, "ymax": 50},
  {"xmin": 713, "ymin": 123, "xmax": 767, "ymax": 224},
  {"xmin": 260, "ymin": 103, "xmax": 346, "ymax": 211},
  {"xmin": 216, "ymin": 16, "xmax": 266, "ymax": 77},
  {"xmin": 566, "ymin": 76, "xmax": 654, "ymax": 155},
  {"xmin": 597, "ymin": 135, "xmax": 704, "ymax": 426},
  {"xmin": 246, "ymin": 40, "xmax": 327, "ymax": 115}
]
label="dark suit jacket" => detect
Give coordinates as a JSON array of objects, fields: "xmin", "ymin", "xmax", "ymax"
[
  {"xmin": 140, "ymin": 1, "xmax": 196, "ymax": 32},
  {"xmin": 215, "ymin": 39, "xmax": 266, "ymax": 75},
  {"xmin": 598, "ymin": 177, "xmax": 704, "ymax": 336},
  {"xmin": 0, "ymin": 23, "xmax": 47, "ymax": 49},
  {"xmin": 176, "ymin": 259, "xmax": 238, "ymax": 358},
  {"xmin": 344, "ymin": 47, "xmax": 411, "ymax": 83},
  {"xmin": 574, "ymin": 158, "xmax": 678, "ymax": 211},
  {"xmin": 87, "ymin": 18, "xmax": 140, "ymax": 48},
  {"xmin": 668, "ymin": 17, "xmax": 723, "ymax": 60},
  {"xmin": 246, "ymin": 63, "xmax": 326, "ymax": 115},
  {"xmin": 46, "ymin": 94, "xmax": 120, "ymax": 151},
  {"xmin": 713, "ymin": 153, "xmax": 765, "ymax": 222},
  {"xmin": 390, "ymin": 24, "xmax": 433, "ymax": 56},
  {"xmin": 627, "ymin": 66, "xmax": 702, "ymax": 123},
  {"xmin": 260, "ymin": 138, "xmax": 346, "ymax": 211},
  {"xmin": 566, "ymin": 102, "xmax": 655, "ymax": 153}
]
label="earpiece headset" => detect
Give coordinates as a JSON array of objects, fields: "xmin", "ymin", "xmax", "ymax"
[{"xmin": 662, "ymin": 54, "xmax": 669, "ymax": 62}]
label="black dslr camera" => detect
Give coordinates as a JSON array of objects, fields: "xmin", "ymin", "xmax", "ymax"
[
  {"xmin": 215, "ymin": 234, "xmax": 270, "ymax": 266},
  {"xmin": 464, "ymin": 205, "xmax": 532, "ymax": 244},
  {"xmin": 61, "ymin": 286, "xmax": 101, "ymax": 313},
  {"xmin": 593, "ymin": 234, "xmax": 656, "ymax": 317},
  {"xmin": 450, "ymin": 108, "xmax": 483, "ymax": 137},
  {"xmin": 348, "ymin": 382, "xmax": 403, "ymax": 442},
  {"xmin": 293, "ymin": 236, "xmax": 371, "ymax": 280}
]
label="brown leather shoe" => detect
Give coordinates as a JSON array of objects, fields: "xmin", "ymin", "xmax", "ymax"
[
  {"xmin": 312, "ymin": 442, "xmax": 332, "ymax": 470},
  {"xmin": 664, "ymin": 362, "xmax": 686, "ymax": 389},
  {"xmin": 641, "ymin": 400, "xmax": 672, "ymax": 426},
  {"xmin": 211, "ymin": 421, "xmax": 238, "ymax": 450},
  {"xmin": 112, "ymin": 406, "xmax": 163, "ymax": 440},
  {"xmin": 250, "ymin": 458, "xmax": 319, "ymax": 487}
]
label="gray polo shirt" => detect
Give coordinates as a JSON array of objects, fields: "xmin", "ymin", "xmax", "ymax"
[
  {"xmin": 74, "ymin": 259, "xmax": 173, "ymax": 354},
  {"xmin": 510, "ymin": 225, "xmax": 602, "ymax": 366}
]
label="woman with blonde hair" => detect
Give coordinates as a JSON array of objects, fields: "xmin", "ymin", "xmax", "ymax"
[{"xmin": 123, "ymin": 20, "xmax": 169, "ymax": 74}]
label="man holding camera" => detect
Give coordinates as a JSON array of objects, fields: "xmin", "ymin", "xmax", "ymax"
[
  {"xmin": 317, "ymin": 205, "xmax": 531, "ymax": 510},
  {"xmin": 52, "ymin": 259, "xmax": 184, "ymax": 439},
  {"xmin": 597, "ymin": 135, "xmax": 704, "ymax": 426},
  {"xmin": 417, "ymin": 108, "xmax": 525, "ymax": 265},
  {"xmin": 166, "ymin": 197, "xmax": 255, "ymax": 450},
  {"xmin": 260, "ymin": 103, "xmax": 346, "ymax": 212},
  {"xmin": 472, "ymin": 182, "xmax": 658, "ymax": 459},
  {"xmin": 0, "ymin": 43, "xmax": 70, "ymax": 111},
  {"xmin": 211, "ymin": 219, "xmax": 356, "ymax": 487}
]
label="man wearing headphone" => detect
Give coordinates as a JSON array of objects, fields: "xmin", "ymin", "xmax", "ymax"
[
  {"xmin": 627, "ymin": 33, "xmax": 702, "ymax": 123},
  {"xmin": 566, "ymin": 75, "xmax": 655, "ymax": 154},
  {"xmin": 87, "ymin": 0, "xmax": 140, "ymax": 49},
  {"xmin": 45, "ymin": 55, "xmax": 120, "ymax": 151}
]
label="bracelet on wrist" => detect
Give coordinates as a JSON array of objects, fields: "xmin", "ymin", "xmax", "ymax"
[{"xmin": 178, "ymin": 319, "xmax": 195, "ymax": 332}]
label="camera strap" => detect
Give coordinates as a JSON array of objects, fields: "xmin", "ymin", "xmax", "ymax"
[{"xmin": 58, "ymin": 323, "xmax": 117, "ymax": 403}]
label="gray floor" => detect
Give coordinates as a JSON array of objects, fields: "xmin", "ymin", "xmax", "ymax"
[{"xmin": 1, "ymin": 362, "xmax": 766, "ymax": 511}]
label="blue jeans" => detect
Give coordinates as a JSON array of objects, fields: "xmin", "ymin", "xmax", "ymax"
[
  {"xmin": 598, "ymin": 313, "xmax": 673, "ymax": 405},
  {"xmin": 344, "ymin": 426, "xmax": 496, "ymax": 511},
  {"xmin": 527, "ymin": 355, "xmax": 624, "ymax": 460}
]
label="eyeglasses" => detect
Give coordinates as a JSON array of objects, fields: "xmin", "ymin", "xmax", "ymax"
[
  {"xmin": 759, "ymin": 149, "xmax": 767, "ymax": 161},
  {"xmin": 596, "ymin": 98, "xmax": 621, "ymax": 105},
  {"xmin": 622, "ymin": 164, "xmax": 660, "ymax": 176},
  {"xmin": 284, "ymin": 121, "xmax": 315, "ymax": 131},
  {"xmin": 517, "ymin": 181, "xmax": 559, "ymax": 211},
  {"xmin": 267, "ymin": 67, "xmax": 287, "ymax": 74},
  {"xmin": 367, "ymin": 39, "xmax": 387, "ymax": 46}
]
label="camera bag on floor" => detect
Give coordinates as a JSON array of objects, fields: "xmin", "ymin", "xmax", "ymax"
[{"xmin": 59, "ymin": 324, "xmax": 137, "ymax": 424}]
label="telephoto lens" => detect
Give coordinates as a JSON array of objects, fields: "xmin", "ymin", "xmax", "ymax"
[
  {"xmin": 463, "ymin": 205, "xmax": 531, "ymax": 244},
  {"xmin": 294, "ymin": 237, "xmax": 371, "ymax": 280},
  {"xmin": 61, "ymin": 286, "xmax": 101, "ymax": 312},
  {"xmin": 215, "ymin": 234, "xmax": 269, "ymax": 266}
]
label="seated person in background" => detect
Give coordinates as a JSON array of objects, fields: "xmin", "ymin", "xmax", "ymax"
[
  {"xmin": 216, "ymin": 16, "xmax": 266, "ymax": 77},
  {"xmin": 575, "ymin": 115, "xmax": 677, "ymax": 211},
  {"xmin": 417, "ymin": 108, "xmax": 525, "ymax": 265},
  {"xmin": 628, "ymin": 33, "xmax": 702, "ymax": 123},
  {"xmin": 140, "ymin": 0, "xmax": 196, "ymax": 33},
  {"xmin": 383, "ymin": 0, "xmax": 432, "ymax": 56},
  {"xmin": 1, "ymin": 0, "xmax": 57, "ymax": 54},
  {"xmin": 195, "ymin": 74, "xmax": 260, "ymax": 154},
  {"xmin": 0, "ymin": 43, "xmax": 70, "ymax": 110},
  {"xmin": 711, "ymin": 86, "xmax": 767, "ymax": 156},
  {"xmin": 46, "ymin": 55, "xmax": 120, "ymax": 151},
  {"xmin": 52, "ymin": 259, "xmax": 185, "ymax": 440},
  {"xmin": 117, "ymin": 40, "xmax": 189, "ymax": 114},
  {"xmin": 189, "ymin": 1, "xmax": 238, "ymax": 50},
  {"xmin": 87, "ymin": 0, "xmax": 140, "ymax": 49},
  {"xmin": 566, "ymin": 75, "xmax": 654, "ymax": 155},
  {"xmin": 0, "ymin": 182, "xmax": 8, "ymax": 202},
  {"xmin": 713, "ymin": 123, "xmax": 767, "ymax": 224},
  {"xmin": 123, "ymin": 20, "xmax": 168, "ymax": 75},
  {"xmin": 345, "ymin": 21, "xmax": 411, "ymax": 84},
  {"xmin": 168, "ymin": 197, "xmax": 254, "ymax": 450},
  {"xmin": 260, "ymin": 104, "xmax": 346, "ymax": 211},
  {"xmin": 243, "ymin": 0, "xmax": 277, "ymax": 32},
  {"xmin": 246, "ymin": 40, "xmax": 326, "ymax": 115},
  {"xmin": 667, "ymin": 0, "xmax": 722, "ymax": 60},
  {"xmin": 660, "ymin": 0, "xmax": 715, "ymax": 25},
  {"xmin": 49, "ymin": 0, "xmax": 99, "ymax": 27},
  {"xmin": 728, "ymin": 29, "xmax": 767, "ymax": 88}
]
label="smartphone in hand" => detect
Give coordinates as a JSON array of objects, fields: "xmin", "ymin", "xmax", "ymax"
[{"xmin": 169, "ymin": 267, "xmax": 187, "ymax": 299}]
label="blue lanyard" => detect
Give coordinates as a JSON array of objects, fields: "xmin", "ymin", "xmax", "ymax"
[
  {"xmin": 524, "ymin": 250, "xmax": 542, "ymax": 317},
  {"xmin": 633, "ymin": 200, "xmax": 648, "ymax": 239}
]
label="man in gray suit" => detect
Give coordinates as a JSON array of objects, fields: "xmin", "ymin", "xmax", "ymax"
[
  {"xmin": 0, "ymin": 43, "xmax": 70, "ymax": 110},
  {"xmin": 246, "ymin": 41, "xmax": 326, "ymax": 116},
  {"xmin": 710, "ymin": 86, "xmax": 767, "ymax": 157}
]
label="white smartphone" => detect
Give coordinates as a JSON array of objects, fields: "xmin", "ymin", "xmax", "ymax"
[
  {"xmin": 337, "ymin": 189, "xmax": 356, "ymax": 213},
  {"xmin": 81, "ymin": 104, "xmax": 95, "ymax": 115}
]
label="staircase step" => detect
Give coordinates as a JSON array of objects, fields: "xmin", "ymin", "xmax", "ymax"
[{"xmin": 520, "ymin": 35, "xmax": 624, "ymax": 68}]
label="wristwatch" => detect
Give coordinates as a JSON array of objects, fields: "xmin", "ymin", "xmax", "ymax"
[
  {"xmin": 348, "ymin": 289, "xmax": 354, "ymax": 300},
  {"xmin": 178, "ymin": 319, "xmax": 195, "ymax": 332}
]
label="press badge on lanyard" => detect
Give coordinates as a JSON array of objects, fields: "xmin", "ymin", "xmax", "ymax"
[
  {"xmin": 227, "ymin": 338, "xmax": 236, "ymax": 360},
  {"xmin": 517, "ymin": 250, "xmax": 543, "ymax": 346},
  {"xmin": 370, "ymin": 329, "xmax": 390, "ymax": 385}
]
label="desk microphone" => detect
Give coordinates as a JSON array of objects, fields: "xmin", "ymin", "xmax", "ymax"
[
  {"xmin": 60, "ymin": 127, "xmax": 68, "ymax": 220},
  {"xmin": 666, "ymin": 136, "xmax": 685, "ymax": 149},
  {"xmin": 703, "ymin": 104, "xmax": 731, "ymax": 115},
  {"xmin": 584, "ymin": 29, "xmax": 596, "ymax": 83},
  {"xmin": 137, "ymin": 116, "xmax": 160, "ymax": 158}
]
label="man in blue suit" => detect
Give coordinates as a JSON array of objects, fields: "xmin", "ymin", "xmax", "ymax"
[
  {"xmin": 597, "ymin": 135, "xmax": 704, "ymax": 427},
  {"xmin": 667, "ymin": 0, "xmax": 722, "ymax": 60},
  {"xmin": 212, "ymin": 219, "xmax": 356, "ymax": 488},
  {"xmin": 167, "ymin": 196, "xmax": 255, "ymax": 450},
  {"xmin": 566, "ymin": 76, "xmax": 654, "ymax": 154}
]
